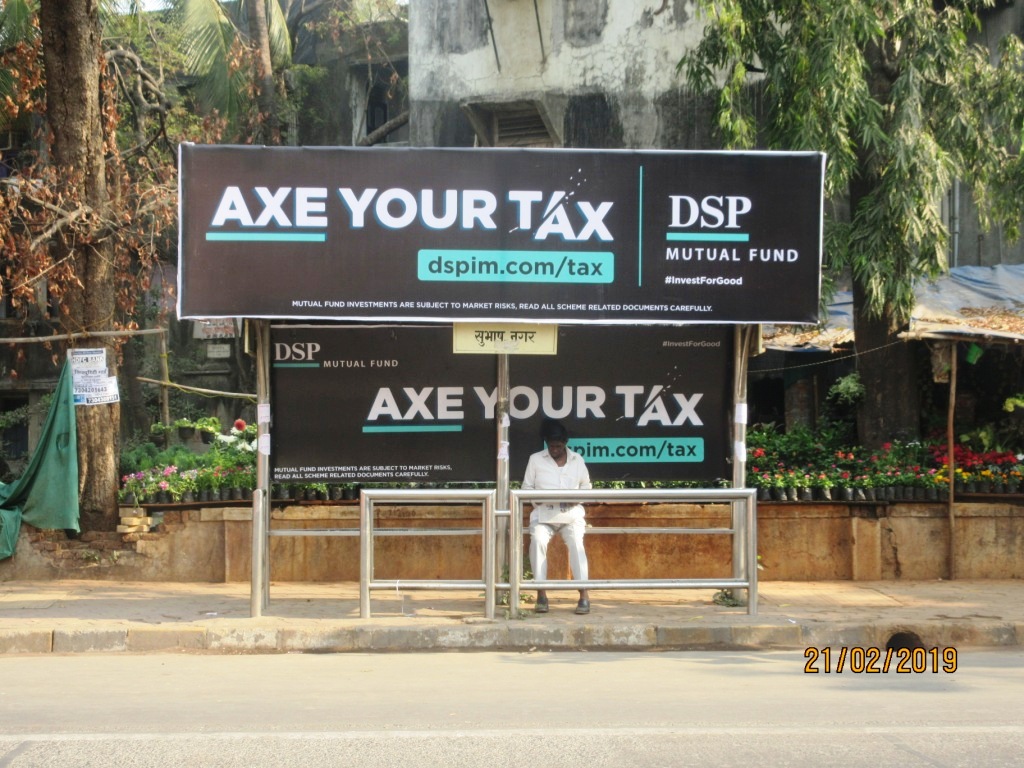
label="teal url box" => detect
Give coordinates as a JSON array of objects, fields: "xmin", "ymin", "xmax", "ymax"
[
  {"xmin": 569, "ymin": 437, "xmax": 705, "ymax": 463},
  {"xmin": 417, "ymin": 250, "xmax": 614, "ymax": 284}
]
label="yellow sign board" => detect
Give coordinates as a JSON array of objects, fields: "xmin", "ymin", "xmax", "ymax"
[{"xmin": 453, "ymin": 323, "xmax": 558, "ymax": 355}]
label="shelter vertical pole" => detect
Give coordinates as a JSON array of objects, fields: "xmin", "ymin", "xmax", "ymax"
[
  {"xmin": 359, "ymin": 495, "xmax": 372, "ymax": 618},
  {"xmin": 496, "ymin": 353, "xmax": 510, "ymax": 597},
  {"xmin": 947, "ymin": 341, "xmax": 958, "ymax": 580},
  {"xmin": 731, "ymin": 326, "xmax": 752, "ymax": 605},
  {"xmin": 250, "ymin": 320, "xmax": 271, "ymax": 617}
]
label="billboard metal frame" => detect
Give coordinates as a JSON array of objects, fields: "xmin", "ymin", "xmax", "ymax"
[{"xmin": 178, "ymin": 145, "xmax": 811, "ymax": 618}]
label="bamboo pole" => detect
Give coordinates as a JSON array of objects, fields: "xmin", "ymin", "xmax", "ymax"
[
  {"xmin": 0, "ymin": 327, "xmax": 166, "ymax": 344},
  {"xmin": 157, "ymin": 334, "xmax": 171, "ymax": 426},
  {"xmin": 135, "ymin": 376, "xmax": 256, "ymax": 401}
]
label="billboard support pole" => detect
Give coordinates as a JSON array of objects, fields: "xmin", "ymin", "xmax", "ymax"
[
  {"xmin": 731, "ymin": 325, "xmax": 753, "ymax": 607},
  {"xmin": 251, "ymin": 320, "xmax": 271, "ymax": 617},
  {"xmin": 496, "ymin": 353, "xmax": 510, "ymax": 592}
]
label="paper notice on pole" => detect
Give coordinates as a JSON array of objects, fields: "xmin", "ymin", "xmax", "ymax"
[
  {"xmin": 73, "ymin": 376, "xmax": 120, "ymax": 405},
  {"xmin": 69, "ymin": 348, "xmax": 107, "ymax": 371},
  {"xmin": 68, "ymin": 349, "xmax": 120, "ymax": 405}
]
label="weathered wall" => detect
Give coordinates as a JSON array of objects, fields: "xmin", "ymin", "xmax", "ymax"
[
  {"xmin": 408, "ymin": 0, "xmax": 1024, "ymax": 270},
  {"xmin": 4, "ymin": 501, "xmax": 1022, "ymax": 583},
  {"xmin": 409, "ymin": 0, "xmax": 715, "ymax": 149}
]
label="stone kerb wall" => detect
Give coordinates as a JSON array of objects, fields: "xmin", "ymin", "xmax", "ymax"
[{"xmin": 2, "ymin": 500, "xmax": 1023, "ymax": 582}]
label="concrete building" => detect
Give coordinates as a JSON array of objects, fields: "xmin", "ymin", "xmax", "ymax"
[
  {"xmin": 405, "ymin": 0, "xmax": 1023, "ymax": 436},
  {"xmin": 410, "ymin": 0, "xmax": 714, "ymax": 150},
  {"xmin": 408, "ymin": 0, "xmax": 1022, "ymax": 269}
]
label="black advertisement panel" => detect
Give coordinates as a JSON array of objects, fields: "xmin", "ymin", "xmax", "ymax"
[
  {"xmin": 270, "ymin": 325, "xmax": 731, "ymax": 485},
  {"xmin": 181, "ymin": 145, "xmax": 825, "ymax": 324}
]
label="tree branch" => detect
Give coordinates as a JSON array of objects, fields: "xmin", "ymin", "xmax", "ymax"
[{"xmin": 357, "ymin": 110, "xmax": 409, "ymax": 146}]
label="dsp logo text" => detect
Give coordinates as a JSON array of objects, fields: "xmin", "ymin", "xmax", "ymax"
[
  {"xmin": 274, "ymin": 342, "xmax": 321, "ymax": 362},
  {"xmin": 668, "ymin": 195, "xmax": 752, "ymax": 230}
]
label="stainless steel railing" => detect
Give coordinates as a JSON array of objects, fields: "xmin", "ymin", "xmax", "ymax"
[
  {"xmin": 254, "ymin": 487, "xmax": 756, "ymax": 620},
  {"xmin": 509, "ymin": 488, "xmax": 758, "ymax": 616},
  {"xmin": 359, "ymin": 489, "xmax": 497, "ymax": 618}
]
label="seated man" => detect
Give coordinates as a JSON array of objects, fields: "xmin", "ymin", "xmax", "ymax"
[{"xmin": 522, "ymin": 418, "xmax": 592, "ymax": 615}]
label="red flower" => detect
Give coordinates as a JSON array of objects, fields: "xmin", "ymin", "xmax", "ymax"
[{"xmin": 234, "ymin": 419, "xmax": 246, "ymax": 431}]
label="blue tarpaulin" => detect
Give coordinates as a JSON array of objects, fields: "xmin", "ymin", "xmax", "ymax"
[{"xmin": 0, "ymin": 361, "xmax": 79, "ymax": 559}]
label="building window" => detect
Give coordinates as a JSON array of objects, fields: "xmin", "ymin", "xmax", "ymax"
[
  {"xmin": 359, "ymin": 58, "xmax": 408, "ymax": 145},
  {"xmin": 462, "ymin": 101, "xmax": 558, "ymax": 147},
  {"xmin": 0, "ymin": 396, "xmax": 30, "ymax": 461}
]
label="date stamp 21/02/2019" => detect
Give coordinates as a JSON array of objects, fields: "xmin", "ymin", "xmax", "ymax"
[{"xmin": 803, "ymin": 646, "xmax": 958, "ymax": 674}]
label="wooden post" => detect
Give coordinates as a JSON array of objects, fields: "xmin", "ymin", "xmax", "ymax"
[{"xmin": 158, "ymin": 332, "xmax": 171, "ymax": 426}]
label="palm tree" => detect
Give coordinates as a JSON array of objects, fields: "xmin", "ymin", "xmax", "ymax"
[{"xmin": 172, "ymin": 0, "xmax": 292, "ymax": 143}]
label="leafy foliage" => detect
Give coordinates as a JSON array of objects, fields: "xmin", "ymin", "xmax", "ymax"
[
  {"xmin": 679, "ymin": 0, "xmax": 1024, "ymax": 324},
  {"xmin": 168, "ymin": 0, "xmax": 292, "ymax": 139}
]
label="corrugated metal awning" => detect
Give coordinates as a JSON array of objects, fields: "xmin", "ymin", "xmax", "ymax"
[{"xmin": 764, "ymin": 264, "xmax": 1024, "ymax": 351}]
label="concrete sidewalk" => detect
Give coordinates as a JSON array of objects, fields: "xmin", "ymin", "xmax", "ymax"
[{"xmin": 0, "ymin": 579, "xmax": 1021, "ymax": 654}]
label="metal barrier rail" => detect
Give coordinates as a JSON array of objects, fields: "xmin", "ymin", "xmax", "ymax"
[
  {"xmin": 509, "ymin": 488, "xmax": 758, "ymax": 617},
  {"xmin": 359, "ymin": 489, "xmax": 497, "ymax": 619},
  {"xmin": 270, "ymin": 528, "xmax": 482, "ymax": 537}
]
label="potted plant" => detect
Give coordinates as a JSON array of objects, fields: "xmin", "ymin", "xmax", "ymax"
[
  {"xmin": 810, "ymin": 470, "xmax": 835, "ymax": 501},
  {"xmin": 305, "ymin": 482, "xmax": 329, "ymax": 501},
  {"xmin": 795, "ymin": 471, "xmax": 814, "ymax": 502},
  {"xmin": 853, "ymin": 474, "xmax": 876, "ymax": 502},
  {"xmin": 149, "ymin": 421, "xmax": 170, "ymax": 447},
  {"xmin": 1007, "ymin": 463, "xmax": 1022, "ymax": 494},
  {"xmin": 195, "ymin": 467, "xmax": 216, "ymax": 502},
  {"xmin": 159, "ymin": 465, "xmax": 181, "ymax": 503},
  {"xmin": 196, "ymin": 416, "xmax": 221, "ymax": 444},
  {"xmin": 236, "ymin": 465, "xmax": 256, "ymax": 500},
  {"xmin": 747, "ymin": 471, "xmax": 772, "ymax": 501},
  {"xmin": 140, "ymin": 466, "xmax": 174, "ymax": 504},
  {"xmin": 119, "ymin": 472, "xmax": 145, "ymax": 507},
  {"xmin": 208, "ymin": 467, "xmax": 231, "ymax": 500},
  {"xmin": 174, "ymin": 417, "xmax": 196, "ymax": 442},
  {"xmin": 173, "ymin": 468, "xmax": 200, "ymax": 503}
]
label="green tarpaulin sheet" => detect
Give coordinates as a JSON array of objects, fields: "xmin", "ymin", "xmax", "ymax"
[{"xmin": 0, "ymin": 361, "xmax": 79, "ymax": 559}]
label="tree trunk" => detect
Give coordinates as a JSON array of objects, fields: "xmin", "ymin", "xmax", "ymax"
[
  {"xmin": 852, "ymin": 282, "xmax": 921, "ymax": 448},
  {"xmin": 246, "ymin": 0, "xmax": 280, "ymax": 145},
  {"xmin": 40, "ymin": 0, "xmax": 121, "ymax": 530},
  {"xmin": 849, "ymin": 159, "xmax": 921, "ymax": 449},
  {"xmin": 848, "ymin": 46, "xmax": 920, "ymax": 450},
  {"xmin": 121, "ymin": 337, "xmax": 152, "ymax": 437}
]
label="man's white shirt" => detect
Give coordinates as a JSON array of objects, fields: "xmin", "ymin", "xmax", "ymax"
[{"xmin": 522, "ymin": 447, "xmax": 592, "ymax": 525}]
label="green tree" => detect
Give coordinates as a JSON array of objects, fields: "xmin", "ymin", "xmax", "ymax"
[
  {"xmin": 37, "ymin": 0, "xmax": 121, "ymax": 527},
  {"xmin": 171, "ymin": 0, "xmax": 291, "ymax": 142},
  {"xmin": 680, "ymin": 0, "xmax": 1024, "ymax": 446},
  {"xmin": 1, "ymin": 0, "xmax": 180, "ymax": 528}
]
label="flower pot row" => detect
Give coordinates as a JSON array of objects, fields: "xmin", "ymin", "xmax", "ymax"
[
  {"xmin": 756, "ymin": 485, "xmax": 953, "ymax": 503},
  {"xmin": 122, "ymin": 487, "xmax": 255, "ymax": 506},
  {"xmin": 755, "ymin": 481, "xmax": 1023, "ymax": 502},
  {"xmin": 271, "ymin": 485, "xmax": 360, "ymax": 502}
]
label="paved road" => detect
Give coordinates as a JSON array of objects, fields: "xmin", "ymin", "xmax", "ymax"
[{"xmin": 1, "ymin": 650, "xmax": 1022, "ymax": 766}]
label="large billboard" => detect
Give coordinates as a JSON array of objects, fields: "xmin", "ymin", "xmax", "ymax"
[
  {"xmin": 270, "ymin": 325, "xmax": 732, "ymax": 485},
  {"xmin": 180, "ymin": 145, "xmax": 825, "ymax": 324}
]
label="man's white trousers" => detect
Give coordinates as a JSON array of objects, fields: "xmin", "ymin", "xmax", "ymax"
[{"xmin": 529, "ymin": 509, "xmax": 589, "ymax": 583}]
